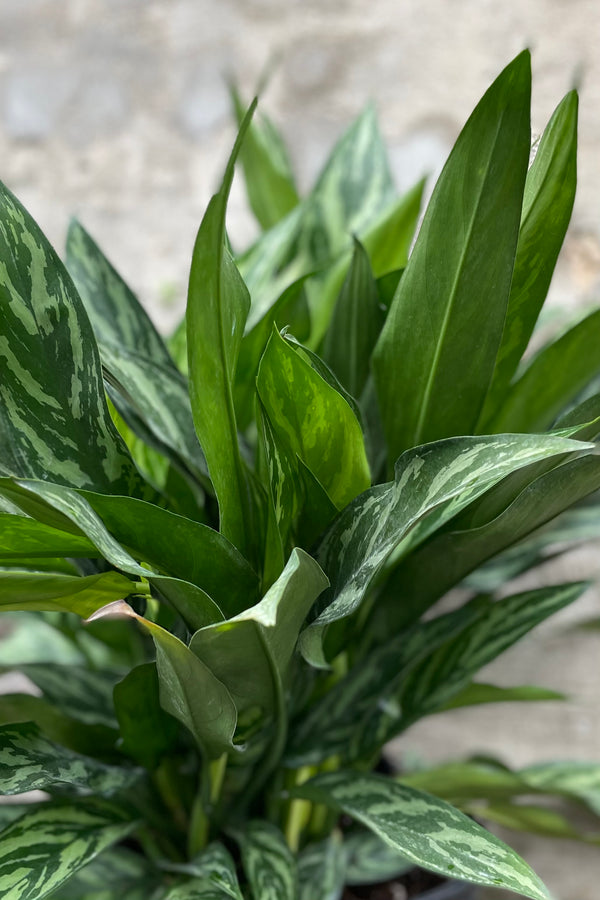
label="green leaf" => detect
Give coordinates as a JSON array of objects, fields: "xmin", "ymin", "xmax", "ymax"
[
  {"xmin": 291, "ymin": 772, "xmax": 550, "ymax": 900},
  {"xmin": 399, "ymin": 759, "xmax": 528, "ymax": 804},
  {"xmin": 376, "ymin": 453, "xmax": 600, "ymax": 630},
  {"xmin": 372, "ymin": 52, "xmax": 531, "ymax": 463},
  {"xmin": 0, "ymin": 570, "xmax": 140, "ymax": 616},
  {"xmin": 234, "ymin": 821, "xmax": 298, "ymax": 900},
  {"xmin": 183, "ymin": 843, "xmax": 244, "ymax": 900},
  {"xmin": 343, "ymin": 830, "xmax": 411, "ymax": 886},
  {"xmin": 487, "ymin": 308, "xmax": 600, "ymax": 433},
  {"xmin": 190, "ymin": 548, "xmax": 328, "ymax": 717},
  {"xmin": 230, "ymin": 85, "xmax": 299, "ymax": 230},
  {"xmin": 234, "ymin": 277, "xmax": 310, "ymax": 431},
  {"xmin": 16, "ymin": 664, "xmax": 121, "ymax": 728},
  {"xmin": 395, "ymin": 582, "xmax": 586, "ymax": 728},
  {"xmin": 0, "ymin": 613, "xmax": 85, "ymax": 665},
  {"xmin": 65, "ymin": 219, "xmax": 173, "ymax": 368},
  {"xmin": 441, "ymin": 682, "xmax": 565, "ymax": 711},
  {"xmin": 0, "ymin": 478, "xmax": 257, "ymax": 629},
  {"xmin": 256, "ymin": 327, "xmax": 370, "ymax": 510},
  {"xmin": 302, "ymin": 432, "xmax": 590, "ymax": 658},
  {"xmin": 186, "ymin": 103, "xmax": 256, "ymax": 556},
  {"xmin": 0, "ymin": 514, "xmax": 96, "ymax": 560},
  {"xmin": 478, "ymin": 91, "xmax": 578, "ymax": 424},
  {"xmin": 0, "ymin": 721, "xmax": 140, "ymax": 796},
  {"xmin": 475, "ymin": 802, "xmax": 597, "ymax": 842},
  {"xmin": 521, "ymin": 761, "xmax": 600, "ymax": 816},
  {"xmin": 0, "ymin": 180, "xmax": 144, "ymax": 495},
  {"xmin": 0, "ymin": 802, "xmax": 137, "ymax": 900},
  {"xmin": 298, "ymin": 835, "xmax": 345, "ymax": 900},
  {"xmin": 287, "ymin": 602, "xmax": 481, "ymax": 766},
  {"xmin": 321, "ymin": 238, "xmax": 383, "ymax": 399},
  {"xmin": 0, "ymin": 693, "xmax": 118, "ymax": 759},
  {"xmin": 90, "ymin": 602, "xmax": 237, "ymax": 758},
  {"xmin": 113, "ymin": 663, "xmax": 179, "ymax": 768},
  {"xmin": 46, "ymin": 847, "xmax": 157, "ymax": 900}
]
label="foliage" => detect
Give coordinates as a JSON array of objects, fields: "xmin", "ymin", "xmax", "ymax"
[{"xmin": 0, "ymin": 51, "xmax": 598, "ymax": 900}]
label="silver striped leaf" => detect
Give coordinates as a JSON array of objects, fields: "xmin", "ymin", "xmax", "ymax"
[{"xmin": 234, "ymin": 821, "xmax": 298, "ymax": 900}]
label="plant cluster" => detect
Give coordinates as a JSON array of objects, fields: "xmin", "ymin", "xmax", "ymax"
[{"xmin": 0, "ymin": 50, "xmax": 599, "ymax": 900}]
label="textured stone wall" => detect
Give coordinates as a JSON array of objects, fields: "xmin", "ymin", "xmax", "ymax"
[{"xmin": 1, "ymin": 2, "xmax": 600, "ymax": 895}]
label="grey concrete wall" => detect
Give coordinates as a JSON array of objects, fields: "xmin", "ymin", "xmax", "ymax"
[{"xmin": 1, "ymin": 2, "xmax": 599, "ymax": 896}]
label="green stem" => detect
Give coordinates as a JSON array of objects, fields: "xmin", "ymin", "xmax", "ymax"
[{"xmin": 187, "ymin": 754, "xmax": 228, "ymax": 859}]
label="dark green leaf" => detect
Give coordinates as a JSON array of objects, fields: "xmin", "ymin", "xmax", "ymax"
[
  {"xmin": 321, "ymin": 238, "xmax": 383, "ymax": 399},
  {"xmin": 17, "ymin": 664, "xmax": 121, "ymax": 728},
  {"xmin": 343, "ymin": 830, "xmax": 411, "ymax": 886},
  {"xmin": 479, "ymin": 91, "xmax": 579, "ymax": 424},
  {"xmin": 487, "ymin": 309, "xmax": 600, "ymax": 433},
  {"xmin": 373, "ymin": 52, "xmax": 531, "ymax": 463},
  {"xmin": 0, "ymin": 514, "xmax": 96, "ymax": 560},
  {"xmin": 0, "ymin": 180, "xmax": 144, "ymax": 495},
  {"xmin": 46, "ymin": 847, "xmax": 157, "ymax": 900},
  {"xmin": 113, "ymin": 663, "xmax": 179, "ymax": 768},
  {"xmin": 0, "ymin": 570, "xmax": 140, "ymax": 616},
  {"xmin": 186, "ymin": 104, "xmax": 256, "ymax": 556}
]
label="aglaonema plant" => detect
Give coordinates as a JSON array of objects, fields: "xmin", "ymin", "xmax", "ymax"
[{"xmin": 0, "ymin": 50, "xmax": 599, "ymax": 900}]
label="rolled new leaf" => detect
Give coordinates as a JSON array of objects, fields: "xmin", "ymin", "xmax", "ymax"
[{"xmin": 290, "ymin": 772, "xmax": 551, "ymax": 900}]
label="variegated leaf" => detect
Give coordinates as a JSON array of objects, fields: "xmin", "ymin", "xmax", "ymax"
[
  {"xmin": 234, "ymin": 821, "xmax": 298, "ymax": 900},
  {"xmin": 291, "ymin": 772, "xmax": 550, "ymax": 900},
  {"xmin": 298, "ymin": 835, "xmax": 345, "ymax": 900},
  {"xmin": 0, "ymin": 180, "xmax": 144, "ymax": 496},
  {"xmin": 89, "ymin": 602, "xmax": 237, "ymax": 758},
  {"xmin": 343, "ymin": 830, "xmax": 411, "ymax": 886},
  {"xmin": 46, "ymin": 847, "xmax": 157, "ymax": 900},
  {"xmin": 522, "ymin": 761, "xmax": 600, "ymax": 816},
  {"xmin": 0, "ymin": 802, "xmax": 137, "ymax": 900},
  {"xmin": 287, "ymin": 601, "xmax": 482, "ymax": 766},
  {"xmin": 18, "ymin": 664, "xmax": 121, "ymax": 728},
  {"xmin": 256, "ymin": 327, "xmax": 370, "ymax": 511},
  {"xmin": 301, "ymin": 432, "xmax": 590, "ymax": 661},
  {"xmin": 190, "ymin": 548, "xmax": 328, "ymax": 717},
  {"xmin": 174, "ymin": 843, "xmax": 244, "ymax": 900},
  {"xmin": 0, "ymin": 721, "xmax": 140, "ymax": 796}
]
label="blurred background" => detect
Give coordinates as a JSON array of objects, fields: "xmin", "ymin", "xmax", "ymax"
[{"xmin": 1, "ymin": 2, "xmax": 599, "ymax": 896}]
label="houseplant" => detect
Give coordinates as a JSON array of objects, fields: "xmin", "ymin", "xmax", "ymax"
[{"xmin": 0, "ymin": 49, "xmax": 599, "ymax": 899}]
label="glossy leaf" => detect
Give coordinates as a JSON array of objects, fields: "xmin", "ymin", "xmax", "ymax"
[
  {"xmin": 287, "ymin": 602, "xmax": 481, "ymax": 766},
  {"xmin": 0, "ymin": 721, "xmax": 140, "ymax": 796},
  {"xmin": 230, "ymin": 84, "xmax": 299, "ymax": 230},
  {"xmin": 321, "ymin": 238, "xmax": 383, "ymax": 399},
  {"xmin": 298, "ymin": 835, "xmax": 345, "ymax": 900},
  {"xmin": 395, "ymin": 582, "xmax": 586, "ymax": 728},
  {"xmin": 0, "ymin": 570, "xmax": 140, "ymax": 616},
  {"xmin": 301, "ymin": 432, "xmax": 589, "ymax": 659},
  {"xmin": 190, "ymin": 549, "xmax": 328, "ymax": 716},
  {"xmin": 0, "ymin": 802, "xmax": 136, "ymax": 900},
  {"xmin": 0, "ymin": 180, "xmax": 144, "ymax": 495},
  {"xmin": 113, "ymin": 663, "xmax": 179, "ymax": 769},
  {"xmin": 487, "ymin": 308, "xmax": 600, "ymax": 433},
  {"xmin": 479, "ymin": 91, "xmax": 578, "ymax": 424},
  {"xmin": 89, "ymin": 602, "xmax": 237, "ymax": 758},
  {"xmin": 373, "ymin": 52, "xmax": 531, "ymax": 462},
  {"xmin": 292, "ymin": 772, "xmax": 550, "ymax": 900},
  {"xmin": 377, "ymin": 453, "xmax": 600, "ymax": 629},
  {"xmin": 186, "ymin": 104, "xmax": 256, "ymax": 556},
  {"xmin": 0, "ymin": 514, "xmax": 96, "ymax": 560},
  {"xmin": 235, "ymin": 821, "xmax": 297, "ymax": 900},
  {"xmin": 256, "ymin": 327, "xmax": 370, "ymax": 510}
]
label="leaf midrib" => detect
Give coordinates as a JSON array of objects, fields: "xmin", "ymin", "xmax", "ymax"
[{"xmin": 413, "ymin": 109, "xmax": 507, "ymax": 446}]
